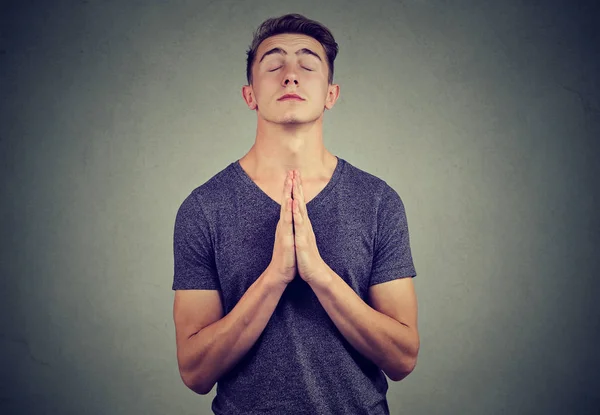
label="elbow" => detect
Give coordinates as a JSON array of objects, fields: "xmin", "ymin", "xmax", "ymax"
[
  {"xmin": 387, "ymin": 356, "xmax": 418, "ymax": 382},
  {"xmin": 177, "ymin": 343, "xmax": 214, "ymax": 395},
  {"xmin": 176, "ymin": 336, "xmax": 216, "ymax": 395},
  {"xmin": 181, "ymin": 370, "xmax": 213, "ymax": 395},
  {"xmin": 402, "ymin": 355, "xmax": 419, "ymax": 378},
  {"xmin": 387, "ymin": 337, "xmax": 420, "ymax": 382}
]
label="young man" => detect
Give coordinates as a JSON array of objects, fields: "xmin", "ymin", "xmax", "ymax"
[{"xmin": 172, "ymin": 13, "xmax": 419, "ymax": 415}]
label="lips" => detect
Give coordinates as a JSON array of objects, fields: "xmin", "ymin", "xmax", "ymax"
[{"xmin": 278, "ymin": 94, "xmax": 304, "ymax": 101}]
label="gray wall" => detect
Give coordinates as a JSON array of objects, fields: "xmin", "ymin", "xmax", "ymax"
[{"xmin": 1, "ymin": 0, "xmax": 599, "ymax": 414}]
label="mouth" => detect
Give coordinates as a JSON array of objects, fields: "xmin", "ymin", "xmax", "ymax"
[{"xmin": 278, "ymin": 94, "xmax": 305, "ymax": 101}]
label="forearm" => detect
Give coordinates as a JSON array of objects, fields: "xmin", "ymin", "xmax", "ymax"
[
  {"xmin": 181, "ymin": 267, "xmax": 287, "ymax": 394},
  {"xmin": 308, "ymin": 264, "xmax": 419, "ymax": 380}
]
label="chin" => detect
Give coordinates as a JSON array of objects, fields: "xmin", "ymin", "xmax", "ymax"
[
  {"xmin": 260, "ymin": 109, "xmax": 321, "ymax": 125},
  {"xmin": 280, "ymin": 116, "xmax": 304, "ymax": 124},
  {"xmin": 279, "ymin": 111, "xmax": 322, "ymax": 125}
]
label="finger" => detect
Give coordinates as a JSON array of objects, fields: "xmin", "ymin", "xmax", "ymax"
[
  {"xmin": 281, "ymin": 171, "xmax": 293, "ymax": 226},
  {"xmin": 291, "ymin": 173, "xmax": 297, "ymax": 214},
  {"xmin": 293, "ymin": 170, "xmax": 305, "ymax": 217},
  {"xmin": 292, "ymin": 176, "xmax": 303, "ymax": 228},
  {"xmin": 292, "ymin": 199, "xmax": 303, "ymax": 236},
  {"xmin": 288, "ymin": 171, "xmax": 296, "ymax": 237},
  {"xmin": 280, "ymin": 171, "xmax": 288, "ymax": 219},
  {"xmin": 297, "ymin": 170, "xmax": 305, "ymax": 215}
]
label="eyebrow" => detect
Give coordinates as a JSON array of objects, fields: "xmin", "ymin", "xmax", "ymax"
[{"xmin": 258, "ymin": 47, "xmax": 323, "ymax": 63}]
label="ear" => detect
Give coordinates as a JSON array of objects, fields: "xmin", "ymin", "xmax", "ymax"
[
  {"xmin": 242, "ymin": 85, "xmax": 258, "ymax": 110},
  {"xmin": 324, "ymin": 84, "xmax": 340, "ymax": 110}
]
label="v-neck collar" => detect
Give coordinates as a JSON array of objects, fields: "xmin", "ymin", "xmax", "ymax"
[{"xmin": 233, "ymin": 155, "xmax": 344, "ymax": 210}]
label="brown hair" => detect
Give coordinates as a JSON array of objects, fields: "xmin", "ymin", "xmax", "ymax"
[{"xmin": 245, "ymin": 13, "xmax": 339, "ymax": 86}]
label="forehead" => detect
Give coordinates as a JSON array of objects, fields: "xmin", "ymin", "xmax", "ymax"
[{"xmin": 256, "ymin": 33, "xmax": 325, "ymax": 58}]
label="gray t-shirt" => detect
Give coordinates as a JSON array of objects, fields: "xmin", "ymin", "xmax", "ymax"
[{"xmin": 172, "ymin": 155, "xmax": 417, "ymax": 414}]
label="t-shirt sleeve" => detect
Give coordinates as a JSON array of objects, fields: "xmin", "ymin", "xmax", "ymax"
[
  {"xmin": 369, "ymin": 184, "xmax": 417, "ymax": 286},
  {"xmin": 172, "ymin": 191, "xmax": 221, "ymax": 290}
]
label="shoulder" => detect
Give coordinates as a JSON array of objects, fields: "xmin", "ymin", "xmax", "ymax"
[
  {"xmin": 177, "ymin": 162, "xmax": 239, "ymax": 214},
  {"xmin": 340, "ymin": 158, "xmax": 402, "ymax": 205}
]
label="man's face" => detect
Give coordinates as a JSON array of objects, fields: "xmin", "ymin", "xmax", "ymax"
[{"xmin": 245, "ymin": 33, "xmax": 337, "ymax": 125}]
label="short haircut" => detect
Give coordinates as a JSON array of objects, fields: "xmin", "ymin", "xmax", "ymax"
[{"xmin": 245, "ymin": 13, "xmax": 339, "ymax": 86}]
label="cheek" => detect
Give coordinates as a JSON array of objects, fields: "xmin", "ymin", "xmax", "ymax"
[
  {"xmin": 254, "ymin": 78, "xmax": 278, "ymax": 99},
  {"xmin": 251, "ymin": 82, "xmax": 268, "ymax": 102},
  {"xmin": 316, "ymin": 82, "xmax": 330, "ymax": 100}
]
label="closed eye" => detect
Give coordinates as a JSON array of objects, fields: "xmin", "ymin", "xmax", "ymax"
[{"xmin": 268, "ymin": 66, "xmax": 313, "ymax": 72}]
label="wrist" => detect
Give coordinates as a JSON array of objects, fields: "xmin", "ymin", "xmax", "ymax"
[{"xmin": 263, "ymin": 266, "xmax": 290, "ymax": 290}]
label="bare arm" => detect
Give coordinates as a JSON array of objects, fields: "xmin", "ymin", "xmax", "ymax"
[
  {"xmin": 307, "ymin": 265, "xmax": 420, "ymax": 382},
  {"xmin": 173, "ymin": 267, "xmax": 287, "ymax": 395}
]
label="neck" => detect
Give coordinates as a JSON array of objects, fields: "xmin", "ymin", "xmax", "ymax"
[{"xmin": 243, "ymin": 116, "xmax": 334, "ymax": 182}]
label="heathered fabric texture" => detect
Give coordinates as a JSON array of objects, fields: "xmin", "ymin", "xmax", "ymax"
[{"xmin": 172, "ymin": 155, "xmax": 417, "ymax": 415}]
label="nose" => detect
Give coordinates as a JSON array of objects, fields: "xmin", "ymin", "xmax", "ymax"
[
  {"xmin": 281, "ymin": 60, "xmax": 301, "ymax": 87},
  {"xmin": 283, "ymin": 74, "xmax": 299, "ymax": 87}
]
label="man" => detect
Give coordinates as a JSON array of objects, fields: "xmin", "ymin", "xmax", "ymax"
[{"xmin": 172, "ymin": 13, "xmax": 419, "ymax": 415}]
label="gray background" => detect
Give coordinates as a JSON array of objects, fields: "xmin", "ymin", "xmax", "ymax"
[{"xmin": 1, "ymin": 0, "xmax": 599, "ymax": 414}]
